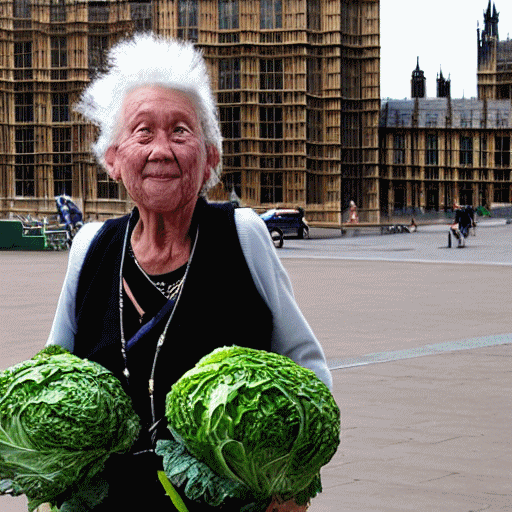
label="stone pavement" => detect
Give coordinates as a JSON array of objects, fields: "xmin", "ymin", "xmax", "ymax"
[
  {"xmin": 283, "ymin": 221, "xmax": 512, "ymax": 511},
  {"xmin": 1, "ymin": 221, "xmax": 512, "ymax": 511},
  {"xmin": 282, "ymin": 217, "xmax": 512, "ymax": 266},
  {"xmin": 310, "ymin": 346, "xmax": 512, "ymax": 512}
]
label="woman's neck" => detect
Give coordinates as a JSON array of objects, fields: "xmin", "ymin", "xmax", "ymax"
[{"xmin": 130, "ymin": 206, "xmax": 195, "ymax": 275}]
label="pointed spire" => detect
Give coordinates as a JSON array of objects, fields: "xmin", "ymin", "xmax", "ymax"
[
  {"xmin": 483, "ymin": 0, "xmax": 499, "ymax": 39},
  {"xmin": 412, "ymin": 57, "xmax": 423, "ymax": 78},
  {"xmin": 492, "ymin": 2, "xmax": 499, "ymax": 38}
]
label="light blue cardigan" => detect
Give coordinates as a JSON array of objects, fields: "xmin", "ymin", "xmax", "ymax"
[{"xmin": 47, "ymin": 207, "xmax": 332, "ymax": 390}]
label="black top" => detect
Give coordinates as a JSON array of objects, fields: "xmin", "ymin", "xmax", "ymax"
[
  {"xmin": 71, "ymin": 199, "xmax": 273, "ymax": 511},
  {"xmin": 455, "ymin": 207, "xmax": 474, "ymax": 229}
]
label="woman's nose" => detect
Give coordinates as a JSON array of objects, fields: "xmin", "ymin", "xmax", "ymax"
[{"xmin": 148, "ymin": 131, "xmax": 174, "ymax": 161}]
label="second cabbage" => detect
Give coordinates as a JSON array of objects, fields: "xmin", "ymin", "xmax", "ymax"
[{"xmin": 164, "ymin": 346, "xmax": 340, "ymax": 506}]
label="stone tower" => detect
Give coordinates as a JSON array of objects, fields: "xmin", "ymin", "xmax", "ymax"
[
  {"xmin": 411, "ymin": 57, "xmax": 426, "ymax": 98},
  {"xmin": 477, "ymin": 1, "xmax": 512, "ymax": 99},
  {"xmin": 437, "ymin": 68, "xmax": 451, "ymax": 98}
]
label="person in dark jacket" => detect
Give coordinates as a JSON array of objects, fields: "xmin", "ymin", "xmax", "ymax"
[
  {"xmin": 451, "ymin": 205, "xmax": 475, "ymax": 240},
  {"xmin": 46, "ymin": 33, "xmax": 330, "ymax": 512}
]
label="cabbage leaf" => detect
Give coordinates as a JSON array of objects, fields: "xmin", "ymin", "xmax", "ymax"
[
  {"xmin": 0, "ymin": 346, "xmax": 140, "ymax": 511},
  {"xmin": 156, "ymin": 438, "xmax": 252, "ymax": 507}
]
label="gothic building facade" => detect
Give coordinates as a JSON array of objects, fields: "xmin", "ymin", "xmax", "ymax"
[
  {"xmin": 0, "ymin": 0, "xmax": 381, "ymax": 225},
  {"xmin": 379, "ymin": 1, "xmax": 512, "ymax": 215},
  {"xmin": 380, "ymin": 97, "xmax": 511, "ymax": 213}
]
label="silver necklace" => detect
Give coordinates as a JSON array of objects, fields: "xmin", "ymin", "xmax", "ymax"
[
  {"xmin": 131, "ymin": 249, "xmax": 185, "ymax": 302},
  {"xmin": 118, "ymin": 215, "xmax": 198, "ymax": 428}
]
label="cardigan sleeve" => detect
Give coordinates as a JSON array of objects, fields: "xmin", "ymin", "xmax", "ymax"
[
  {"xmin": 46, "ymin": 222, "xmax": 103, "ymax": 352},
  {"xmin": 234, "ymin": 207, "xmax": 333, "ymax": 390}
]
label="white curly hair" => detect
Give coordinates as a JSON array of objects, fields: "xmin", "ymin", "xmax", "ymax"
[{"xmin": 75, "ymin": 33, "xmax": 223, "ymax": 191}]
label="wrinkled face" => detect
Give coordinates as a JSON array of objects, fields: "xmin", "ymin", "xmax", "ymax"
[{"xmin": 106, "ymin": 86, "xmax": 215, "ymax": 214}]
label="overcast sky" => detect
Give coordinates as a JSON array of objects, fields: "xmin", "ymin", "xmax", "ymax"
[{"xmin": 380, "ymin": 0, "xmax": 512, "ymax": 100}]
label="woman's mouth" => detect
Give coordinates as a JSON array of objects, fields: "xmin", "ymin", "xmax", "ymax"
[{"xmin": 143, "ymin": 169, "xmax": 181, "ymax": 180}]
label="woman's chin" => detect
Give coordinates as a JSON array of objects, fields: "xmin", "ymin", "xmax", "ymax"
[{"xmin": 137, "ymin": 193, "xmax": 198, "ymax": 216}]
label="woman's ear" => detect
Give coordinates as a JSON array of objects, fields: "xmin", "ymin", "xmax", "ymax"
[
  {"xmin": 206, "ymin": 145, "xmax": 220, "ymax": 174},
  {"xmin": 105, "ymin": 146, "xmax": 121, "ymax": 181},
  {"xmin": 200, "ymin": 146, "xmax": 220, "ymax": 188}
]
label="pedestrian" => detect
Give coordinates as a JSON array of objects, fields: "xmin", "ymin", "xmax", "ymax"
[
  {"xmin": 451, "ymin": 205, "xmax": 473, "ymax": 240},
  {"xmin": 349, "ymin": 200, "xmax": 359, "ymax": 223},
  {"xmin": 46, "ymin": 33, "xmax": 330, "ymax": 512}
]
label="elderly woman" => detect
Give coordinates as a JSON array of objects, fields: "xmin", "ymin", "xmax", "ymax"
[{"xmin": 47, "ymin": 34, "xmax": 331, "ymax": 512}]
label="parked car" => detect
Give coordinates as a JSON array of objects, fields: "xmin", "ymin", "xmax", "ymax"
[{"xmin": 260, "ymin": 208, "xmax": 309, "ymax": 247}]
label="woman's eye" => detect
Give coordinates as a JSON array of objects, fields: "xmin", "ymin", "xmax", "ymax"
[{"xmin": 133, "ymin": 127, "xmax": 153, "ymax": 142}]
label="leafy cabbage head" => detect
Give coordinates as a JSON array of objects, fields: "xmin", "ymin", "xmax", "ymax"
[
  {"xmin": 0, "ymin": 346, "xmax": 140, "ymax": 511},
  {"xmin": 165, "ymin": 346, "xmax": 340, "ymax": 503}
]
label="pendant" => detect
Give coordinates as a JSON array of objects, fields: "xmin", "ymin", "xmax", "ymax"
[{"xmin": 123, "ymin": 368, "xmax": 130, "ymax": 379}]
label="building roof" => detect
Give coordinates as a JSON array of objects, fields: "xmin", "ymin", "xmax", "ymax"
[{"xmin": 380, "ymin": 98, "xmax": 512, "ymax": 129}]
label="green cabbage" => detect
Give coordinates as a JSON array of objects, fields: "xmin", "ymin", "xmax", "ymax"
[
  {"xmin": 0, "ymin": 345, "xmax": 140, "ymax": 511},
  {"xmin": 163, "ymin": 346, "xmax": 340, "ymax": 508}
]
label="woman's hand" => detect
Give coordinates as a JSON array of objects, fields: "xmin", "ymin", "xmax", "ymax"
[{"xmin": 265, "ymin": 497, "xmax": 310, "ymax": 511}]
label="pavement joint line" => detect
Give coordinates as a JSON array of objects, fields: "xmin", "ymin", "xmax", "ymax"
[
  {"xmin": 280, "ymin": 253, "xmax": 512, "ymax": 266},
  {"xmin": 283, "ymin": 255, "xmax": 512, "ymax": 266},
  {"xmin": 327, "ymin": 333, "xmax": 512, "ymax": 371}
]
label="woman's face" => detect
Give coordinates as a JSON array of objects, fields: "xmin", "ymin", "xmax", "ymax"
[{"xmin": 106, "ymin": 86, "xmax": 215, "ymax": 214}]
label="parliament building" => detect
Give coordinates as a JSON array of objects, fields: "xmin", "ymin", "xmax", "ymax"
[
  {"xmin": 0, "ymin": 0, "xmax": 380, "ymax": 225},
  {"xmin": 379, "ymin": 1, "xmax": 512, "ymax": 215},
  {"xmin": 1, "ymin": 0, "xmax": 510, "ymax": 225}
]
